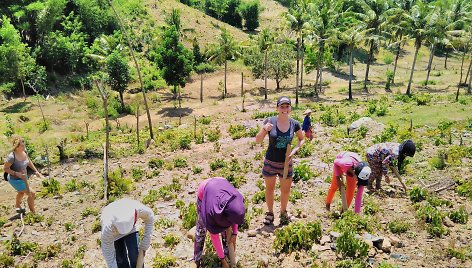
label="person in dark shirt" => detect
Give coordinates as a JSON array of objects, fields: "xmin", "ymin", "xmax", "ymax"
[
  {"xmin": 255, "ymin": 96, "xmax": 305, "ymax": 226},
  {"xmin": 302, "ymin": 109, "xmax": 313, "ymax": 141}
]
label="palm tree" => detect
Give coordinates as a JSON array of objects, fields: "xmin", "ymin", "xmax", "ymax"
[
  {"xmin": 257, "ymin": 28, "xmax": 275, "ymax": 99},
  {"xmin": 443, "ymin": 0, "xmax": 472, "ymax": 69},
  {"xmin": 359, "ymin": 0, "xmax": 390, "ymax": 92},
  {"xmin": 336, "ymin": 21, "xmax": 367, "ymax": 100},
  {"xmin": 208, "ymin": 28, "xmax": 239, "ymax": 99},
  {"xmin": 286, "ymin": 0, "xmax": 310, "ymax": 106},
  {"xmin": 386, "ymin": 0, "xmax": 415, "ymax": 84},
  {"xmin": 405, "ymin": 0, "xmax": 437, "ymax": 95},
  {"xmin": 306, "ymin": 0, "xmax": 341, "ymax": 95}
]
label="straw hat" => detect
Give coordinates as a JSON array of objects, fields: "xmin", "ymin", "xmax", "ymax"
[{"xmin": 302, "ymin": 109, "xmax": 312, "ymax": 115}]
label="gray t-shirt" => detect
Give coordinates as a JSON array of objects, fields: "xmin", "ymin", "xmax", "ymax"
[{"xmin": 5, "ymin": 152, "xmax": 29, "ymax": 173}]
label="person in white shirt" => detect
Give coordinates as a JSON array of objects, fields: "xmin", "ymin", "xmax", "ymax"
[{"xmin": 100, "ymin": 198, "xmax": 154, "ymax": 268}]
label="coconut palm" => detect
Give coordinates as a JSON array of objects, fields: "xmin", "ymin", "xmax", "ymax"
[
  {"xmin": 405, "ymin": 0, "xmax": 438, "ymax": 95},
  {"xmin": 208, "ymin": 28, "xmax": 240, "ymax": 99},
  {"xmin": 359, "ymin": 0, "xmax": 390, "ymax": 92},
  {"xmin": 286, "ymin": 0, "xmax": 310, "ymax": 106},
  {"xmin": 257, "ymin": 28, "xmax": 275, "ymax": 99},
  {"xmin": 306, "ymin": 0, "xmax": 342, "ymax": 95}
]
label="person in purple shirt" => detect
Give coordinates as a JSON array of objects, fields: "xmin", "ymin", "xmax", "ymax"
[{"xmin": 193, "ymin": 177, "xmax": 245, "ymax": 268}]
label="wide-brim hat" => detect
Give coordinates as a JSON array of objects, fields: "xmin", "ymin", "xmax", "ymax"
[
  {"xmin": 111, "ymin": 199, "xmax": 136, "ymax": 234},
  {"xmin": 303, "ymin": 109, "xmax": 312, "ymax": 115}
]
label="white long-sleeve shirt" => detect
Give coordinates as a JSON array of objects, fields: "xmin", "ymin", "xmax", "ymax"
[{"xmin": 100, "ymin": 199, "xmax": 154, "ymax": 268}]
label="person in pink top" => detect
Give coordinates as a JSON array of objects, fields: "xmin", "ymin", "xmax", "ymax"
[{"xmin": 325, "ymin": 151, "xmax": 371, "ymax": 214}]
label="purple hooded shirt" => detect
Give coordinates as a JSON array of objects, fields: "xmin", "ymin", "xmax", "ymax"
[{"xmin": 200, "ymin": 178, "xmax": 245, "ymax": 234}]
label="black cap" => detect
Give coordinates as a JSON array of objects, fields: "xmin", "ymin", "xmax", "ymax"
[{"xmin": 277, "ymin": 96, "xmax": 291, "ymax": 106}]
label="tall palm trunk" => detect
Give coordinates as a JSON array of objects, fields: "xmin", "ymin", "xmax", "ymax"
[
  {"xmin": 456, "ymin": 48, "xmax": 467, "ymax": 101},
  {"xmin": 392, "ymin": 34, "xmax": 403, "ymax": 84},
  {"xmin": 295, "ymin": 36, "xmax": 300, "ymax": 106},
  {"xmin": 425, "ymin": 44, "xmax": 435, "ymax": 86},
  {"xmin": 300, "ymin": 36, "xmax": 304, "ymax": 93},
  {"xmin": 318, "ymin": 40, "xmax": 325, "ymax": 93},
  {"xmin": 464, "ymin": 57, "xmax": 472, "ymax": 85},
  {"xmin": 348, "ymin": 48, "xmax": 354, "ymax": 100},
  {"xmin": 468, "ymin": 63, "xmax": 472, "ymax": 94},
  {"xmin": 264, "ymin": 50, "xmax": 268, "ymax": 99},
  {"xmin": 406, "ymin": 44, "xmax": 420, "ymax": 95},
  {"xmin": 363, "ymin": 40, "xmax": 374, "ymax": 92}
]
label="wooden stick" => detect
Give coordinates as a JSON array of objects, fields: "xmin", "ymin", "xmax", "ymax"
[
  {"xmin": 434, "ymin": 183, "xmax": 455, "ymax": 193},
  {"xmin": 339, "ymin": 184, "xmax": 348, "ymax": 212},
  {"xmin": 136, "ymin": 250, "xmax": 144, "ymax": 268},
  {"xmin": 282, "ymin": 144, "xmax": 292, "ymax": 180},
  {"xmin": 389, "ymin": 166, "xmax": 407, "ymax": 193},
  {"xmin": 425, "ymin": 181, "xmax": 441, "ymax": 189},
  {"xmin": 226, "ymin": 228, "xmax": 236, "ymax": 268}
]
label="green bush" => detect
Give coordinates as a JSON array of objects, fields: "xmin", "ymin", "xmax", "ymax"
[
  {"xmin": 388, "ymin": 220, "xmax": 410, "ymax": 234},
  {"xmin": 163, "ymin": 233, "xmax": 180, "ymax": 248},
  {"xmin": 293, "ymin": 160, "xmax": 314, "ymax": 183},
  {"xmin": 429, "ymin": 152, "xmax": 446, "ymax": 170},
  {"xmin": 149, "ymin": 158, "xmax": 164, "ymax": 169},
  {"xmin": 0, "ymin": 253, "xmax": 14, "ymax": 267},
  {"xmin": 198, "ymin": 116, "xmax": 212, "ymax": 125},
  {"xmin": 108, "ymin": 168, "xmax": 134, "ymax": 198},
  {"xmin": 40, "ymin": 178, "xmax": 61, "ymax": 197},
  {"xmin": 24, "ymin": 213, "xmax": 44, "ymax": 225},
  {"xmin": 228, "ymin": 124, "xmax": 246, "ymax": 140},
  {"xmin": 448, "ymin": 207, "xmax": 468, "ymax": 224},
  {"xmin": 5, "ymin": 236, "xmax": 38, "ymax": 256},
  {"xmin": 273, "ymin": 221, "xmax": 322, "ymax": 253},
  {"xmin": 32, "ymin": 243, "xmax": 61, "ymax": 261},
  {"xmin": 152, "ymin": 253, "xmax": 176, "ymax": 268},
  {"xmin": 336, "ymin": 230, "xmax": 369, "ymax": 259},
  {"xmin": 192, "ymin": 166, "xmax": 203, "ymax": 174},
  {"xmin": 178, "ymin": 134, "xmax": 192, "ymax": 150},
  {"xmin": 409, "ymin": 186, "xmax": 428, "ymax": 203},
  {"xmin": 252, "ymin": 111, "xmax": 277, "ymax": 119},
  {"xmin": 447, "ymin": 247, "xmax": 472, "ymax": 261},
  {"xmin": 143, "ymin": 190, "xmax": 159, "ymax": 205},
  {"xmin": 298, "ymin": 141, "xmax": 314, "ymax": 158},
  {"xmin": 373, "ymin": 123, "xmax": 398, "ymax": 143},
  {"xmin": 416, "ymin": 203, "xmax": 447, "ymax": 237},
  {"xmin": 131, "ymin": 167, "xmax": 144, "ymax": 181},
  {"xmin": 206, "ymin": 128, "xmax": 221, "ymax": 142},
  {"xmin": 81, "ymin": 207, "xmax": 99, "ymax": 218},
  {"xmin": 210, "ymin": 158, "xmax": 226, "ymax": 171},
  {"xmin": 334, "ymin": 210, "xmax": 371, "ymax": 233},
  {"xmin": 414, "ymin": 93, "xmax": 432, "ymax": 106},
  {"xmin": 335, "ymin": 259, "xmax": 367, "ymax": 268},
  {"xmin": 456, "ymin": 178, "xmax": 472, "ymax": 200},
  {"xmin": 173, "ymin": 157, "xmax": 188, "ymax": 168},
  {"xmin": 180, "ymin": 202, "xmax": 197, "ymax": 230},
  {"xmin": 252, "ymin": 190, "xmax": 265, "ymax": 204}
]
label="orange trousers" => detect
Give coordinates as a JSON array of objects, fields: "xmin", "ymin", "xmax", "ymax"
[{"xmin": 326, "ymin": 173, "xmax": 357, "ymax": 208}]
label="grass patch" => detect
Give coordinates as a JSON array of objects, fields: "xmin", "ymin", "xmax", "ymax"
[{"xmin": 273, "ymin": 221, "xmax": 322, "ymax": 253}]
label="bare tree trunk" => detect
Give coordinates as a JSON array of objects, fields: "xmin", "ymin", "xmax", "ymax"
[
  {"xmin": 20, "ymin": 79, "xmax": 26, "ymax": 102},
  {"xmin": 178, "ymin": 86, "xmax": 181, "ymax": 108},
  {"xmin": 444, "ymin": 50, "xmax": 448, "ymax": 69},
  {"xmin": 348, "ymin": 49, "xmax": 353, "ymax": 101},
  {"xmin": 363, "ymin": 41, "xmax": 374, "ymax": 92},
  {"xmin": 425, "ymin": 44, "xmax": 435, "ymax": 86},
  {"xmin": 295, "ymin": 36, "xmax": 300, "ymax": 106},
  {"xmin": 109, "ymin": 0, "xmax": 153, "ymax": 140},
  {"xmin": 224, "ymin": 60, "xmax": 227, "ymax": 99},
  {"xmin": 468, "ymin": 64, "xmax": 472, "ymax": 94},
  {"xmin": 200, "ymin": 73, "xmax": 203, "ymax": 103},
  {"xmin": 264, "ymin": 50, "xmax": 268, "ymax": 99},
  {"xmin": 464, "ymin": 56, "xmax": 472, "ymax": 85},
  {"xmin": 318, "ymin": 40, "xmax": 325, "ymax": 93},
  {"xmin": 392, "ymin": 37, "xmax": 402, "ymax": 84},
  {"xmin": 96, "ymin": 81, "xmax": 109, "ymax": 200},
  {"xmin": 136, "ymin": 103, "xmax": 140, "ymax": 150},
  {"xmin": 456, "ymin": 48, "xmax": 467, "ymax": 101},
  {"xmin": 406, "ymin": 45, "xmax": 420, "ymax": 95}
]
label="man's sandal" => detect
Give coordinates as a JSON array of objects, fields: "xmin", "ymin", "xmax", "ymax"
[{"xmin": 263, "ymin": 212, "xmax": 274, "ymax": 225}]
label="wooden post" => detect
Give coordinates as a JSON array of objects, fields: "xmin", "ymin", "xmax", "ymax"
[
  {"xmin": 339, "ymin": 184, "xmax": 348, "ymax": 212},
  {"xmin": 85, "ymin": 121, "xmax": 89, "ymax": 139},
  {"xmin": 136, "ymin": 250, "xmax": 144, "ymax": 268},
  {"xmin": 241, "ymin": 72, "xmax": 244, "ymax": 97},
  {"xmin": 179, "ymin": 114, "xmax": 182, "ymax": 126},
  {"xmin": 96, "ymin": 80, "xmax": 109, "ymax": 200},
  {"xmin": 225, "ymin": 228, "xmax": 237, "ymax": 268},
  {"xmin": 200, "ymin": 73, "xmax": 203, "ymax": 103}
]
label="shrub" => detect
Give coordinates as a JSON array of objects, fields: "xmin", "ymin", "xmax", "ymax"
[
  {"xmin": 178, "ymin": 134, "xmax": 192, "ymax": 150},
  {"xmin": 152, "ymin": 253, "xmax": 177, "ymax": 268},
  {"xmin": 334, "ymin": 210, "xmax": 371, "ymax": 233},
  {"xmin": 149, "ymin": 158, "xmax": 164, "ymax": 169},
  {"xmin": 409, "ymin": 186, "xmax": 428, "ymax": 203},
  {"xmin": 143, "ymin": 190, "xmax": 159, "ymax": 205},
  {"xmin": 362, "ymin": 196, "xmax": 379, "ymax": 215},
  {"xmin": 210, "ymin": 158, "xmax": 226, "ymax": 171},
  {"xmin": 81, "ymin": 207, "xmax": 99, "ymax": 218},
  {"xmin": 5, "ymin": 236, "xmax": 38, "ymax": 256},
  {"xmin": 0, "ymin": 253, "xmax": 14, "ymax": 267},
  {"xmin": 456, "ymin": 178, "xmax": 472, "ymax": 200},
  {"xmin": 298, "ymin": 141, "xmax": 314, "ymax": 158},
  {"xmin": 289, "ymin": 189, "xmax": 303, "ymax": 203},
  {"xmin": 192, "ymin": 166, "xmax": 203, "ymax": 174},
  {"xmin": 273, "ymin": 221, "xmax": 322, "ymax": 253},
  {"xmin": 336, "ymin": 230, "xmax": 369, "ymax": 259},
  {"xmin": 228, "ymin": 124, "xmax": 246, "ymax": 140},
  {"xmin": 417, "ymin": 203, "xmax": 447, "ymax": 237},
  {"xmin": 91, "ymin": 219, "xmax": 101, "ymax": 233},
  {"xmin": 198, "ymin": 116, "xmax": 212, "ymax": 125},
  {"xmin": 252, "ymin": 111, "xmax": 277, "ymax": 119},
  {"xmin": 389, "ymin": 220, "xmax": 410, "ymax": 234},
  {"xmin": 448, "ymin": 207, "xmax": 468, "ymax": 224},
  {"xmin": 163, "ymin": 233, "xmax": 180, "ymax": 248},
  {"xmin": 108, "ymin": 168, "xmax": 133, "ymax": 198},
  {"xmin": 335, "ymin": 259, "xmax": 367, "ymax": 268},
  {"xmin": 447, "ymin": 247, "xmax": 472, "ymax": 261},
  {"xmin": 40, "ymin": 178, "xmax": 61, "ymax": 197},
  {"xmin": 131, "ymin": 167, "xmax": 144, "ymax": 181},
  {"xmin": 65, "ymin": 179, "xmax": 79, "ymax": 192},
  {"xmin": 252, "ymin": 190, "xmax": 265, "ymax": 204},
  {"xmin": 206, "ymin": 128, "xmax": 221, "ymax": 142},
  {"xmin": 173, "ymin": 157, "xmax": 188, "ymax": 168},
  {"xmin": 373, "ymin": 123, "xmax": 398, "ymax": 143},
  {"xmin": 24, "ymin": 213, "xmax": 44, "ymax": 225},
  {"xmin": 33, "ymin": 243, "xmax": 61, "ymax": 261},
  {"xmin": 154, "ymin": 218, "xmax": 175, "ymax": 229},
  {"xmin": 414, "ymin": 93, "xmax": 432, "ymax": 106},
  {"xmin": 293, "ymin": 160, "xmax": 314, "ymax": 183},
  {"xmin": 180, "ymin": 202, "xmax": 197, "ymax": 230}
]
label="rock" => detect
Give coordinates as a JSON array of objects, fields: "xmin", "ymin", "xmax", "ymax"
[
  {"xmin": 311, "ymin": 244, "xmax": 331, "ymax": 252},
  {"xmin": 187, "ymin": 226, "xmax": 196, "ymax": 240},
  {"xmin": 443, "ymin": 216, "xmax": 455, "ymax": 227},
  {"xmin": 381, "ymin": 238, "xmax": 392, "ymax": 253},
  {"xmin": 348, "ymin": 117, "xmax": 374, "ymax": 132},
  {"xmin": 247, "ymin": 230, "xmax": 257, "ymax": 237},
  {"xmin": 391, "ymin": 253, "xmax": 409, "ymax": 262},
  {"xmin": 173, "ymin": 243, "xmax": 192, "ymax": 260},
  {"xmin": 320, "ymin": 235, "xmax": 331, "ymax": 245},
  {"xmin": 301, "ymin": 213, "xmax": 307, "ymax": 218},
  {"xmin": 178, "ymin": 124, "xmax": 188, "ymax": 129},
  {"xmin": 164, "ymin": 125, "xmax": 173, "ymax": 129},
  {"xmin": 389, "ymin": 235, "xmax": 404, "ymax": 248},
  {"xmin": 368, "ymin": 247, "xmax": 377, "ymax": 257},
  {"xmin": 188, "ymin": 190, "xmax": 195, "ymax": 195},
  {"xmin": 329, "ymin": 231, "xmax": 340, "ymax": 240},
  {"xmin": 31, "ymin": 230, "xmax": 40, "ymax": 236}
]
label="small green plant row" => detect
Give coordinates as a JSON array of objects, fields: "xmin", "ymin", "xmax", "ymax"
[
  {"xmin": 228, "ymin": 124, "xmax": 259, "ymax": 140},
  {"xmin": 273, "ymin": 221, "xmax": 322, "ymax": 253}
]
